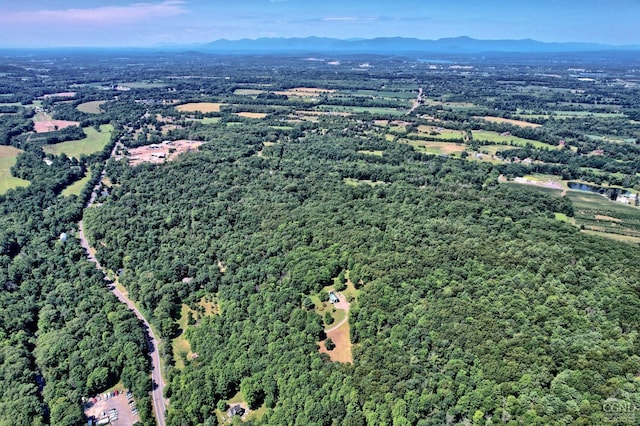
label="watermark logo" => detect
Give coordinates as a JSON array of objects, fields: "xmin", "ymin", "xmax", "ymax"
[{"xmin": 603, "ymin": 390, "xmax": 638, "ymax": 424}]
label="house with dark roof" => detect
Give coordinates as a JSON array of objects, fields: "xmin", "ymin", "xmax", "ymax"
[{"xmin": 227, "ymin": 405, "xmax": 245, "ymax": 418}]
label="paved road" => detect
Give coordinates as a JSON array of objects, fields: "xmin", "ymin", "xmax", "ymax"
[
  {"xmin": 78, "ymin": 140, "xmax": 167, "ymax": 426},
  {"xmin": 408, "ymin": 87, "xmax": 423, "ymax": 115}
]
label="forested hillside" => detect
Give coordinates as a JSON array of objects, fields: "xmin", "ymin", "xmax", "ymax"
[{"xmin": 85, "ymin": 116, "xmax": 640, "ymax": 425}]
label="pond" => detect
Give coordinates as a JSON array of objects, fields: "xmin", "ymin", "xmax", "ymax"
[{"xmin": 568, "ymin": 182, "xmax": 633, "ymax": 198}]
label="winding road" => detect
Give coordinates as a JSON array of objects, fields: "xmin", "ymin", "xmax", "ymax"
[{"xmin": 78, "ymin": 142, "xmax": 167, "ymax": 426}]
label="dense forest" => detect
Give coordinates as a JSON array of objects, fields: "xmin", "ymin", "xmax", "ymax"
[{"xmin": 1, "ymin": 50, "xmax": 640, "ymax": 425}]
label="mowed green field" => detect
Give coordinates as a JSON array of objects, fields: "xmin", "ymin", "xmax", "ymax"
[
  {"xmin": 0, "ymin": 146, "xmax": 29, "ymax": 194},
  {"xmin": 316, "ymin": 105, "xmax": 405, "ymax": 116},
  {"xmin": 43, "ymin": 124, "xmax": 113, "ymax": 158},
  {"xmin": 61, "ymin": 170, "xmax": 92, "ymax": 197},
  {"xmin": 76, "ymin": 100, "xmax": 106, "ymax": 114},
  {"xmin": 472, "ymin": 130, "xmax": 557, "ymax": 149}
]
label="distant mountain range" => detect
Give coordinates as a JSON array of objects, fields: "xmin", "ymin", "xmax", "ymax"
[{"xmin": 197, "ymin": 36, "xmax": 640, "ymax": 54}]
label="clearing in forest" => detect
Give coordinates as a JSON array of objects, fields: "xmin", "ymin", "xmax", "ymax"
[
  {"xmin": 33, "ymin": 111, "xmax": 80, "ymax": 133},
  {"xmin": 274, "ymin": 87, "xmax": 335, "ymax": 97},
  {"xmin": 176, "ymin": 102, "xmax": 223, "ymax": 113},
  {"xmin": 61, "ymin": 170, "xmax": 92, "ymax": 197},
  {"xmin": 479, "ymin": 116, "xmax": 542, "ymax": 128},
  {"xmin": 315, "ymin": 283, "xmax": 354, "ymax": 364},
  {"xmin": 472, "ymin": 130, "xmax": 557, "ymax": 149},
  {"xmin": 43, "ymin": 124, "xmax": 113, "ymax": 158},
  {"xmin": 0, "ymin": 146, "xmax": 29, "ymax": 194},
  {"xmin": 234, "ymin": 112, "xmax": 268, "ymax": 119},
  {"xmin": 77, "ymin": 101, "xmax": 106, "ymax": 114},
  {"xmin": 42, "ymin": 92, "xmax": 76, "ymax": 99},
  {"xmin": 401, "ymin": 139, "xmax": 466, "ymax": 156},
  {"xmin": 128, "ymin": 139, "xmax": 204, "ymax": 166}
]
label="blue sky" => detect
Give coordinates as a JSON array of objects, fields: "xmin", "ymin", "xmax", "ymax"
[{"xmin": 0, "ymin": 0, "xmax": 638, "ymax": 47}]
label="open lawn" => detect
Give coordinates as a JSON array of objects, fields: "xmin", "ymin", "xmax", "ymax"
[
  {"xmin": 357, "ymin": 150, "xmax": 383, "ymax": 157},
  {"xmin": 274, "ymin": 87, "xmax": 335, "ymax": 97},
  {"xmin": 177, "ymin": 102, "xmax": 223, "ymax": 113},
  {"xmin": 401, "ymin": 138, "xmax": 466, "ymax": 156},
  {"xmin": 120, "ymin": 81, "xmax": 167, "ymax": 89},
  {"xmin": 43, "ymin": 124, "xmax": 113, "ymax": 158},
  {"xmin": 187, "ymin": 117, "xmax": 220, "ymax": 124},
  {"xmin": 76, "ymin": 100, "xmax": 106, "ymax": 114},
  {"xmin": 316, "ymin": 105, "xmax": 404, "ymax": 116},
  {"xmin": 234, "ymin": 112, "xmax": 268, "ymax": 119},
  {"xmin": 61, "ymin": 170, "xmax": 92, "ymax": 197},
  {"xmin": 413, "ymin": 125, "xmax": 464, "ymax": 141},
  {"xmin": 233, "ymin": 89, "xmax": 266, "ymax": 95},
  {"xmin": 0, "ymin": 146, "xmax": 29, "ymax": 194},
  {"xmin": 472, "ymin": 130, "xmax": 557, "ymax": 149},
  {"xmin": 480, "ymin": 116, "xmax": 542, "ymax": 128}
]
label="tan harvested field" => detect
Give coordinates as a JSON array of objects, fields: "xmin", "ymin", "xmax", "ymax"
[
  {"xmin": 480, "ymin": 116, "xmax": 542, "ymax": 128},
  {"xmin": 595, "ymin": 214, "xmax": 622, "ymax": 223},
  {"xmin": 176, "ymin": 102, "xmax": 223, "ymax": 113},
  {"xmin": 318, "ymin": 320, "xmax": 353, "ymax": 364},
  {"xmin": 77, "ymin": 100, "xmax": 106, "ymax": 114},
  {"xmin": 128, "ymin": 139, "xmax": 204, "ymax": 166},
  {"xmin": 33, "ymin": 112, "xmax": 80, "ymax": 133},
  {"xmin": 234, "ymin": 112, "xmax": 268, "ymax": 119},
  {"xmin": 275, "ymin": 87, "xmax": 335, "ymax": 97}
]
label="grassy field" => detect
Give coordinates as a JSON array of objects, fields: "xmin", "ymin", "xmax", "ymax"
[
  {"xmin": 472, "ymin": 130, "xmax": 557, "ymax": 149},
  {"xmin": 61, "ymin": 170, "xmax": 92, "ymax": 196},
  {"xmin": 188, "ymin": 117, "xmax": 221, "ymax": 124},
  {"xmin": 413, "ymin": 125, "xmax": 464, "ymax": 141},
  {"xmin": 316, "ymin": 105, "xmax": 405, "ymax": 116},
  {"xmin": 172, "ymin": 304, "xmax": 195, "ymax": 370},
  {"xmin": 177, "ymin": 102, "xmax": 223, "ymax": 113},
  {"xmin": 401, "ymin": 139, "xmax": 466, "ymax": 156},
  {"xmin": 234, "ymin": 112, "xmax": 268, "ymax": 119},
  {"xmin": 76, "ymin": 100, "xmax": 106, "ymax": 114},
  {"xmin": 357, "ymin": 150, "xmax": 384, "ymax": 156},
  {"xmin": 120, "ymin": 81, "xmax": 167, "ymax": 89},
  {"xmin": 0, "ymin": 146, "xmax": 29, "ymax": 194},
  {"xmin": 43, "ymin": 124, "xmax": 113, "ymax": 158},
  {"xmin": 480, "ymin": 116, "xmax": 541, "ymax": 128},
  {"xmin": 567, "ymin": 191, "xmax": 640, "ymax": 241},
  {"xmin": 233, "ymin": 88, "xmax": 266, "ymax": 96}
]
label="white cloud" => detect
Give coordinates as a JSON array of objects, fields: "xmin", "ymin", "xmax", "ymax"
[{"xmin": 0, "ymin": 1, "xmax": 188, "ymax": 26}]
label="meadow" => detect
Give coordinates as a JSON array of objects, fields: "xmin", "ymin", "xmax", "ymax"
[
  {"xmin": 176, "ymin": 102, "xmax": 223, "ymax": 113},
  {"xmin": 472, "ymin": 130, "xmax": 558, "ymax": 149},
  {"xmin": 76, "ymin": 101, "xmax": 106, "ymax": 114},
  {"xmin": 0, "ymin": 146, "xmax": 29, "ymax": 194},
  {"xmin": 43, "ymin": 124, "xmax": 113, "ymax": 158}
]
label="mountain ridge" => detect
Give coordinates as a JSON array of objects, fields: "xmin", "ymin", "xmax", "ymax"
[{"xmin": 198, "ymin": 36, "xmax": 640, "ymax": 54}]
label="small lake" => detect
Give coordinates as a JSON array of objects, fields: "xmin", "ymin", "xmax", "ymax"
[{"xmin": 568, "ymin": 182, "xmax": 633, "ymax": 197}]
